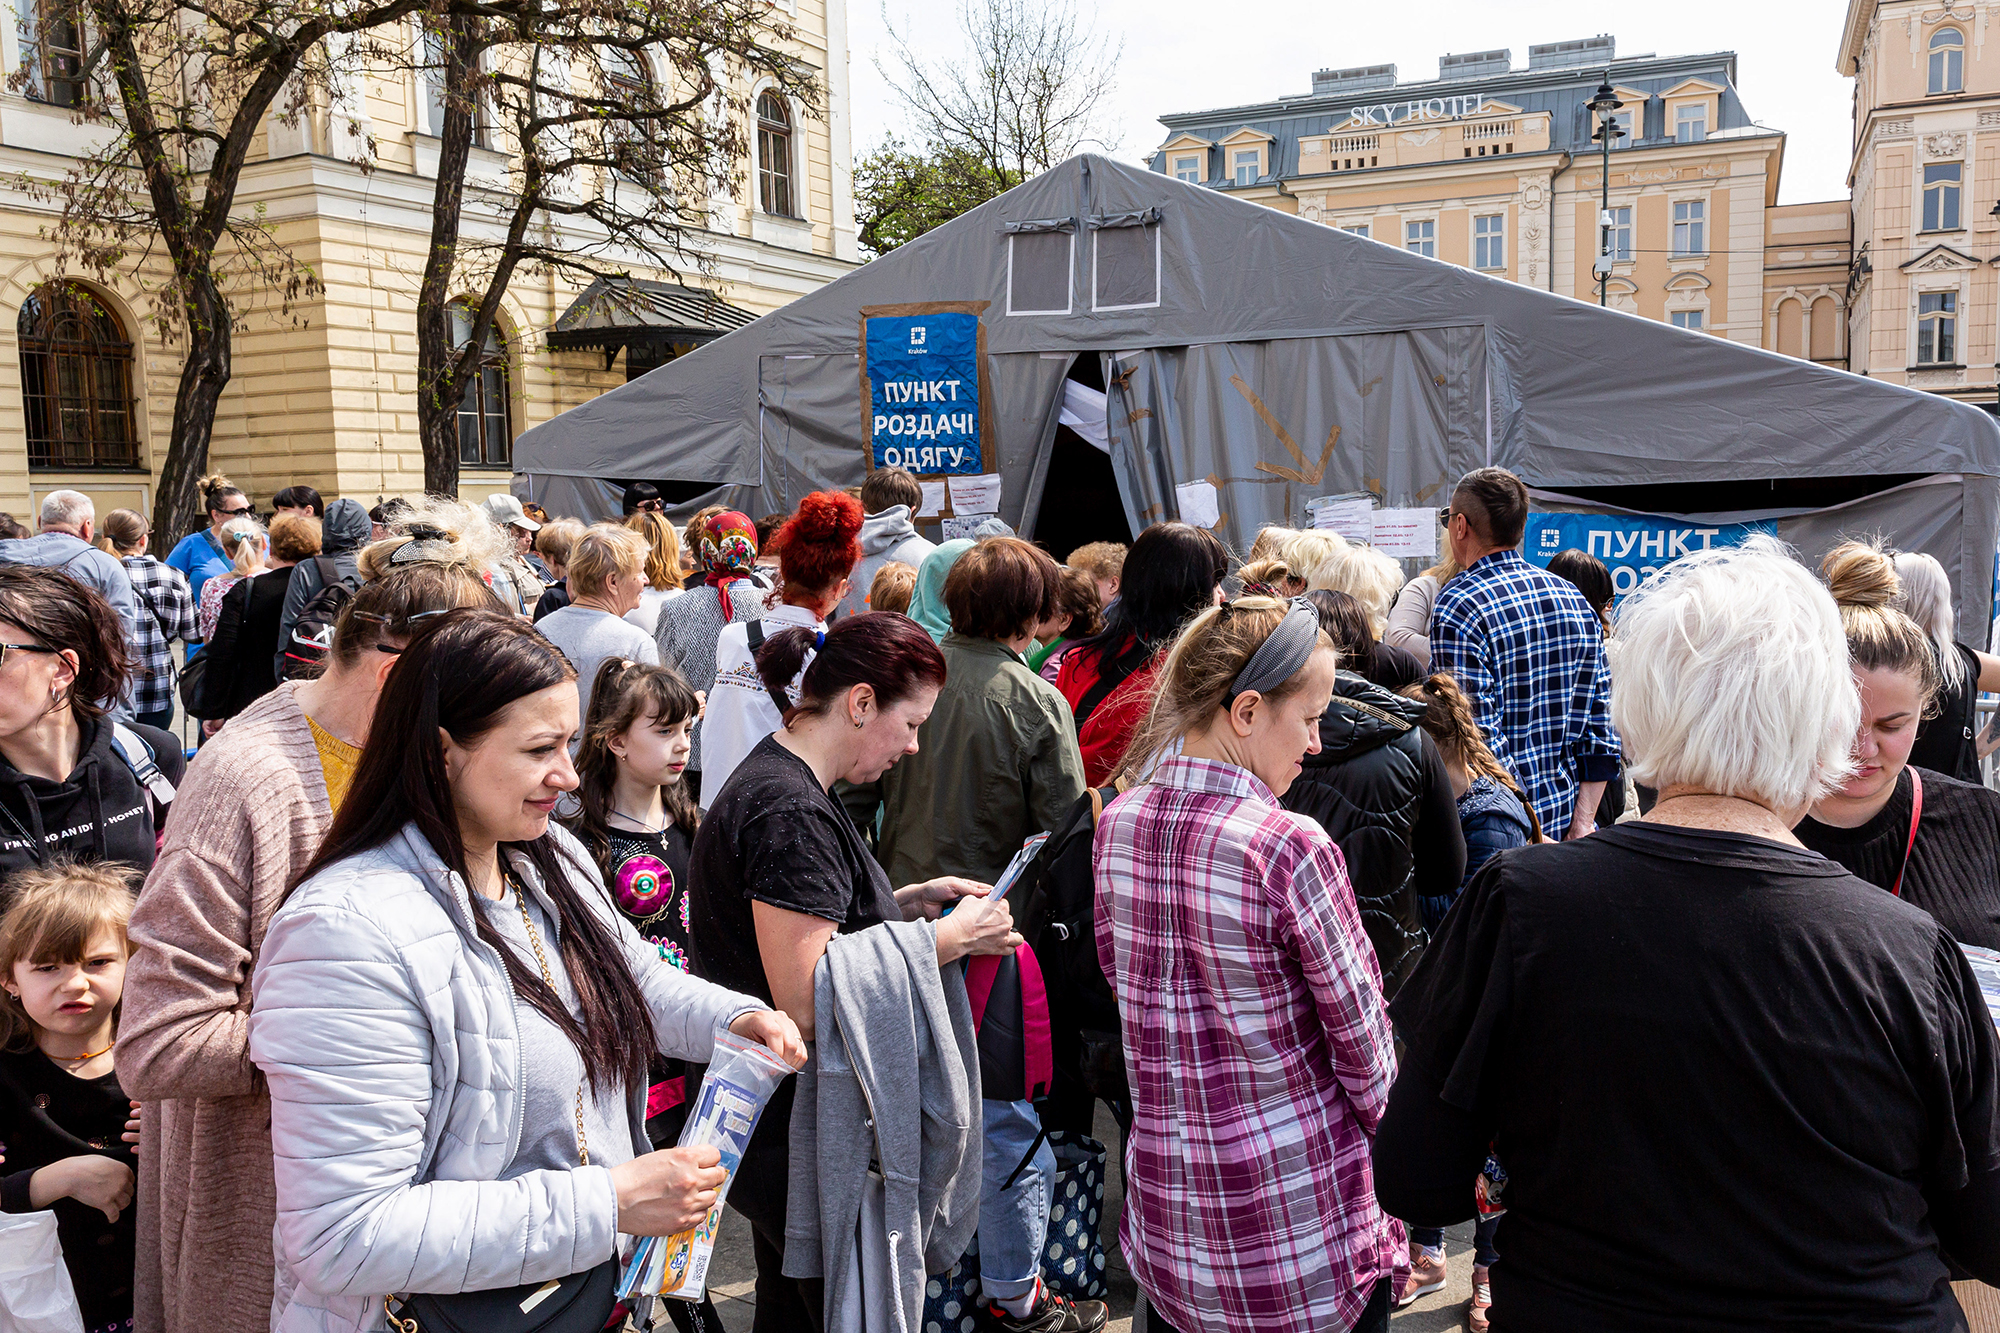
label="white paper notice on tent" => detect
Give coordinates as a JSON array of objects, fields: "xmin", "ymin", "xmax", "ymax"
[
  {"xmin": 1371, "ymin": 509, "xmax": 1438, "ymax": 559},
  {"xmin": 948, "ymin": 474, "xmax": 1002, "ymax": 515},
  {"xmin": 1313, "ymin": 496, "xmax": 1374, "ymax": 543},
  {"xmin": 941, "ymin": 516, "xmax": 982, "ymax": 542},
  {"xmin": 917, "ymin": 481, "xmax": 946, "ymax": 518},
  {"xmin": 1175, "ymin": 480, "xmax": 1220, "ymax": 530}
]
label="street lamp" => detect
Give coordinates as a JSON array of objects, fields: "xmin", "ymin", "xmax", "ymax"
[{"xmin": 1588, "ymin": 79, "xmax": 1625, "ymax": 307}]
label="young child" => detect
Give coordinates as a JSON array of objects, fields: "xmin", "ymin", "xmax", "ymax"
[
  {"xmin": 565, "ymin": 657, "xmax": 702, "ymax": 1138},
  {"xmin": 0, "ymin": 860, "xmax": 142, "ymax": 1333}
]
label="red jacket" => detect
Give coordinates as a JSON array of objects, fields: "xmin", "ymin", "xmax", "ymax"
[{"xmin": 1056, "ymin": 636, "xmax": 1161, "ymax": 787}]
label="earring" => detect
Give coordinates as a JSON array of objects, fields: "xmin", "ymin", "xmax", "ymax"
[{"xmin": 853, "ymin": 716, "xmax": 864, "ymax": 729}]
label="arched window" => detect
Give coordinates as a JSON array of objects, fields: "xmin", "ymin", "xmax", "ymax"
[
  {"xmin": 451, "ymin": 303, "xmax": 511, "ymax": 468},
  {"xmin": 1930, "ymin": 27, "xmax": 1964, "ymax": 94},
  {"xmin": 756, "ymin": 92, "xmax": 794, "ymax": 217},
  {"xmin": 18, "ymin": 283, "xmax": 137, "ymax": 470}
]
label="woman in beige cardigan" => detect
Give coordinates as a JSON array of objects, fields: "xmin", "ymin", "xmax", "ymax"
[{"xmin": 116, "ymin": 558, "xmax": 502, "ymax": 1333}]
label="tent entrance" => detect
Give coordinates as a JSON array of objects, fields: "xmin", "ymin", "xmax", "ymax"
[{"xmin": 1031, "ymin": 354, "xmax": 1134, "ymax": 561}]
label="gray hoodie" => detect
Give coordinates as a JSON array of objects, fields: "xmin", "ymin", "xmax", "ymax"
[
  {"xmin": 839, "ymin": 505, "xmax": 938, "ymax": 618},
  {"xmin": 275, "ymin": 498, "xmax": 371, "ymax": 674},
  {"xmin": 0, "ymin": 531, "xmax": 142, "ymax": 700},
  {"xmin": 784, "ymin": 919, "xmax": 981, "ymax": 1329}
]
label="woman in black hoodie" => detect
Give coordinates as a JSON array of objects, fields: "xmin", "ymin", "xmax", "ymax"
[
  {"xmin": 0, "ymin": 566, "xmax": 184, "ymax": 889},
  {"xmin": 1279, "ymin": 593, "xmax": 1465, "ymax": 1001}
]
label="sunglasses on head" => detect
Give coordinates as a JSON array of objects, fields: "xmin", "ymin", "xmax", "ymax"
[{"xmin": 352, "ymin": 608, "xmax": 456, "ymax": 654}]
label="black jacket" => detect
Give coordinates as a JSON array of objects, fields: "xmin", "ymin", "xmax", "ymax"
[
  {"xmin": 202, "ymin": 566, "xmax": 291, "ymax": 720},
  {"xmin": 0, "ymin": 714, "xmax": 183, "ymax": 887},
  {"xmin": 0, "ymin": 1047, "xmax": 136, "ymax": 1329},
  {"xmin": 1281, "ymin": 672, "xmax": 1464, "ymax": 999}
]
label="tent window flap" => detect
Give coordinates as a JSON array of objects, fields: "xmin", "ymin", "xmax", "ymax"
[
  {"xmin": 1094, "ymin": 222, "xmax": 1161, "ymax": 310},
  {"xmin": 1009, "ymin": 230, "xmax": 1074, "ymax": 316}
]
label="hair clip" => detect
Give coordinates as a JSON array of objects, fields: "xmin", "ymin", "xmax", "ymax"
[{"xmin": 813, "ymin": 630, "xmax": 826, "ymax": 650}]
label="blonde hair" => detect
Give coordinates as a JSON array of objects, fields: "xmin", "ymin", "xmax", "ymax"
[
  {"xmin": 1284, "ymin": 531, "xmax": 1403, "ymax": 631},
  {"xmin": 628, "ymin": 511, "xmax": 685, "ymax": 591},
  {"xmin": 1422, "ymin": 554, "xmax": 1463, "ymax": 584},
  {"xmin": 0, "ymin": 860, "xmax": 136, "ymax": 1052},
  {"xmin": 1067, "ymin": 541, "xmax": 1128, "ymax": 582},
  {"xmin": 1611, "ymin": 536, "xmax": 1859, "ymax": 814},
  {"xmin": 1247, "ymin": 526, "xmax": 1297, "ymax": 562},
  {"xmin": 567, "ymin": 523, "xmax": 649, "ymax": 597},
  {"xmin": 221, "ymin": 515, "xmax": 267, "ymax": 576},
  {"xmin": 269, "ymin": 513, "xmax": 322, "ymax": 564},
  {"xmin": 1821, "ymin": 540, "xmax": 1941, "ymax": 715},
  {"xmin": 535, "ymin": 517, "xmax": 586, "ymax": 573},
  {"xmin": 1121, "ymin": 594, "xmax": 1335, "ymax": 782},
  {"xmin": 869, "ymin": 560, "xmax": 918, "ymax": 615},
  {"xmin": 1891, "ymin": 550, "xmax": 1964, "ymax": 693},
  {"xmin": 357, "ymin": 496, "xmax": 506, "ymax": 582},
  {"xmin": 1236, "ymin": 556, "xmax": 1302, "ymax": 595}
]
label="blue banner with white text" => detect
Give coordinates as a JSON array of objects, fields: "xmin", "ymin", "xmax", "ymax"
[
  {"xmin": 1523, "ymin": 512, "xmax": 1776, "ymax": 600},
  {"xmin": 866, "ymin": 313, "xmax": 982, "ymax": 475}
]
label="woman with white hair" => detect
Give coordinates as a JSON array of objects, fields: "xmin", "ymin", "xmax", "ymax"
[
  {"xmin": 1376, "ymin": 537, "xmax": 2000, "ymax": 1329},
  {"xmin": 1891, "ymin": 548, "xmax": 2000, "ymax": 781}
]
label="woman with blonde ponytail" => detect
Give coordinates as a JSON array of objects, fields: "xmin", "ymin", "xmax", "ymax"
[
  {"xmin": 1097, "ymin": 593, "xmax": 1402, "ymax": 1333},
  {"xmin": 1796, "ymin": 540, "xmax": 2000, "ymax": 949}
]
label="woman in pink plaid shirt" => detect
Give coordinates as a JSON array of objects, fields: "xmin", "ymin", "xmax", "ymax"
[{"xmin": 1094, "ymin": 594, "xmax": 1404, "ymax": 1333}]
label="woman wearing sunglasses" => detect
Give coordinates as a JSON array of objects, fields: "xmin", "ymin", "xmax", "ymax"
[
  {"xmin": 0, "ymin": 564, "xmax": 185, "ymax": 886},
  {"xmin": 115, "ymin": 559, "xmax": 504, "ymax": 1333}
]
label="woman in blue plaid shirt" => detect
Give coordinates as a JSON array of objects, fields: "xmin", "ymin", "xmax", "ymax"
[{"xmin": 103, "ymin": 510, "xmax": 194, "ymax": 733}]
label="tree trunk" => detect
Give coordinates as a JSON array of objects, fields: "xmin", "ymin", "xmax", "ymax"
[
  {"xmin": 149, "ymin": 275, "xmax": 232, "ymax": 545},
  {"xmin": 416, "ymin": 15, "xmax": 479, "ymax": 496}
]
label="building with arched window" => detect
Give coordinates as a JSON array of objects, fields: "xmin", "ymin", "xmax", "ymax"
[{"xmin": 0, "ymin": 0, "xmax": 858, "ymax": 516}]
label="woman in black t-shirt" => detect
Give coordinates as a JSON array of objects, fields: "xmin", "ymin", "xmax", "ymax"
[
  {"xmin": 1892, "ymin": 549, "xmax": 2000, "ymax": 782},
  {"xmin": 687, "ymin": 613, "xmax": 1022, "ymax": 1333},
  {"xmin": 1798, "ymin": 543, "xmax": 2000, "ymax": 950},
  {"xmin": 1379, "ymin": 539, "xmax": 2000, "ymax": 1330}
]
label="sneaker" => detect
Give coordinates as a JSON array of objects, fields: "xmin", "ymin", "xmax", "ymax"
[
  {"xmin": 1468, "ymin": 1262, "xmax": 1493, "ymax": 1332},
  {"xmin": 981, "ymin": 1284, "xmax": 1110, "ymax": 1333},
  {"xmin": 1397, "ymin": 1243, "xmax": 1448, "ymax": 1308}
]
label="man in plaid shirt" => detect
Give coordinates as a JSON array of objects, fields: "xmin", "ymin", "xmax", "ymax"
[
  {"xmin": 121, "ymin": 544, "xmax": 196, "ymax": 729},
  {"xmin": 1432, "ymin": 468, "xmax": 1621, "ymax": 838}
]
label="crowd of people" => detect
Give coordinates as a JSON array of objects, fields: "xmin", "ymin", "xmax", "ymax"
[{"xmin": 0, "ymin": 462, "xmax": 1993, "ymax": 1333}]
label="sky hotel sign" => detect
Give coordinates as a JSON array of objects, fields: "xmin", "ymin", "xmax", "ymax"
[{"xmin": 1344, "ymin": 94, "xmax": 1489, "ymax": 127}]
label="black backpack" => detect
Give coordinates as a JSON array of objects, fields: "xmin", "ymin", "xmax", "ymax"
[
  {"xmin": 1013, "ymin": 784, "xmax": 1127, "ymax": 1104},
  {"xmin": 281, "ymin": 557, "xmax": 360, "ymax": 680}
]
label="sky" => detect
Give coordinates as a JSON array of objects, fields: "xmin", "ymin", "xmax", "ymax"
[{"xmin": 847, "ymin": 0, "xmax": 1858, "ymax": 206}]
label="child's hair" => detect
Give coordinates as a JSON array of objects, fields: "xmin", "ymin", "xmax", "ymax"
[
  {"xmin": 567, "ymin": 658, "xmax": 703, "ymax": 872},
  {"xmin": 1053, "ymin": 564, "xmax": 1104, "ymax": 638},
  {"xmin": 222, "ymin": 514, "xmax": 267, "ymax": 575},
  {"xmin": 0, "ymin": 860, "xmax": 136, "ymax": 1052},
  {"xmin": 869, "ymin": 560, "xmax": 918, "ymax": 615},
  {"xmin": 1404, "ymin": 672, "xmax": 1544, "ymax": 841}
]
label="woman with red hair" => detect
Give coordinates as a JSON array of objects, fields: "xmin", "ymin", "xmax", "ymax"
[{"xmin": 699, "ymin": 492, "xmax": 864, "ymax": 810}]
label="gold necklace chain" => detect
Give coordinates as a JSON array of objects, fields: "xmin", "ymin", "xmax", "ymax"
[{"xmin": 508, "ymin": 867, "xmax": 590, "ymax": 1167}]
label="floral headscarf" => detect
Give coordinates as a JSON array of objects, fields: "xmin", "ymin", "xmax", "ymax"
[{"xmin": 697, "ymin": 510, "xmax": 759, "ymax": 619}]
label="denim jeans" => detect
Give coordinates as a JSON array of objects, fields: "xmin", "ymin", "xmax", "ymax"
[
  {"xmin": 980, "ymin": 1097, "xmax": 1056, "ymax": 1303},
  {"xmin": 1408, "ymin": 1214, "xmax": 1502, "ymax": 1267}
]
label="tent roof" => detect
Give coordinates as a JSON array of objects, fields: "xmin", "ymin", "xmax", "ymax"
[{"xmin": 516, "ymin": 153, "xmax": 2000, "ymax": 490}]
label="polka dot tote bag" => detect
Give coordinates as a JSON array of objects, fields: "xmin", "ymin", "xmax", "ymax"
[{"xmin": 1039, "ymin": 1131, "xmax": 1109, "ymax": 1301}]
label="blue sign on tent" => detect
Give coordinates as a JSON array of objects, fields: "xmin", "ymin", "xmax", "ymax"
[
  {"xmin": 1522, "ymin": 512, "xmax": 1775, "ymax": 600},
  {"xmin": 866, "ymin": 313, "xmax": 982, "ymax": 475}
]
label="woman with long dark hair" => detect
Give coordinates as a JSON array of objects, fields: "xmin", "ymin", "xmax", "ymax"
[
  {"xmin": 689, "ymin": 610, "xmax": 1032, "ymax": 1333},
  {"xmin": 1055, "ymin": 521, "xmax": 1229, "ymax": 785},
  {"xmin": 248, "ymin": 611, "xmax": 802, "ymax": 1333}
]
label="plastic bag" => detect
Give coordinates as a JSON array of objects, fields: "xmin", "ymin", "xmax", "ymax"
[
  {"xmin": 0, "ymin": 1211, "xmax": 84, "ymax": 1333},
  {"xmin": 618, "ymin": 1029, "xmax": 794, "ymax": 1305}
]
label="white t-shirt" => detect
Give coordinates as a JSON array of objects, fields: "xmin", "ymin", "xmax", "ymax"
[
  {"xmin": 700, "ymin": 603, "xmax": 824, "ymax": 811},
  {"xmin": 624, "ymin": 585, "xmax": 683, "ymax": 637}
]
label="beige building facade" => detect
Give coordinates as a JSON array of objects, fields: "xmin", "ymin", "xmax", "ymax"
[
  {"xmin": 1840, "ymin": 0, "xmax": 2000, "ymax": 404},
  {"xmin": 1155, "ymin": 36, "xmax": 1853, "ymax": 367},
  {"xmin": 0, "ymin": 2, "xmax": 859, "ymax": 522}
]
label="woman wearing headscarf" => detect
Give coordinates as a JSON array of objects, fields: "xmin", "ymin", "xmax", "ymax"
[
  {"xmin": 907, "ymin": 539, "xmax": 973, "ymax": 643},
  {"xmin": 654, "ymin": 510, "xmax": 764, "ymax": 794}
]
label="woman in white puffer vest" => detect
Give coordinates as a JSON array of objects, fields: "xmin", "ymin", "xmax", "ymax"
[{"xmin": 248, "ymin": 610, "xmax": 804, "ymax": 1333}]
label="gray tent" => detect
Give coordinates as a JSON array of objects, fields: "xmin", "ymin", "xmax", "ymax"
[{"xmin": 514, "ymin": 153, "xmax": 2000, "ymax": 640}]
